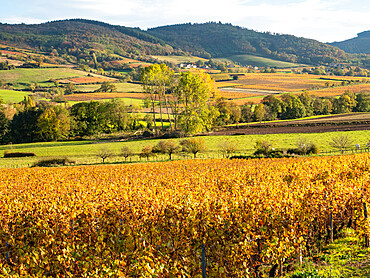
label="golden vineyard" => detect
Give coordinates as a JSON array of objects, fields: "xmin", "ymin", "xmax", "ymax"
[{"xmin": 1, "ymin": 154, "xmax": 370, "ymax": 277}]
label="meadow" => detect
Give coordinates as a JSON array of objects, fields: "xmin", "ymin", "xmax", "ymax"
[
  {"xmin": 216, "ymin": 54, "xmax": 300, "ymax": 68},
  {"xmin": 0, "ymin": 89, "xmax": 30, "ymax": 103},
  {"xmin": 0, "ymin": 130, "xmax": 369, "ymax": 168},
  {"xmin": 0, "ymin": 68, "xmax": 96, "ymax": 89}
]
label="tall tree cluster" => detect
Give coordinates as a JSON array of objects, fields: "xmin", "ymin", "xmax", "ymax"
[
  {"xmin": 141, "ymin": 64, "xmax": 219, "ymax": 135},
  {"xmin": 0, "ymin": 98, "xmax": 138, "ymax": 144}
]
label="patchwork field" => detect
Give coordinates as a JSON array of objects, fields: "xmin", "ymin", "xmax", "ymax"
[
  {"xmin": 220, "ymin": 73, "xmax": 339, "ymax": 92},
  {"xmin": 308, "ymin": 83, "xmax": 370, "ymax": 97},
  {"xmin": 215, "ymin": 73, "xmax": 370, "ymax": 104}
]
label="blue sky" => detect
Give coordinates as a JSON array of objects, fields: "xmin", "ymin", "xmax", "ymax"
[{"xmin": 0, "ymin": 0, "xmax": 369, "ymax": 42}]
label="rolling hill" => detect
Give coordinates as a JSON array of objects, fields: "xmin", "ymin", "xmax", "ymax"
[
  {"xmin": 147, "ymin": 22, "xmax": 349, "ymax": 65},
  {"xmin": 0, "ymin": 19, "xmax": 177, "ymax": 67},
  {"xmin": 0, "ymin": 19, "xmax": 368, "ymax": 69},
  {"xmin": 331, "ymin": 31, "xmax": 370, "ymax": 54}
]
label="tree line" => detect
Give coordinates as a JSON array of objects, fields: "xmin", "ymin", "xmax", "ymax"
[
  {"xmin": 245, "ymin": 91, "xmax": 369, "ymax": 123},
  {"xmin": 0, "ymin": 97, "xmax": 140, "ymax": 144}
]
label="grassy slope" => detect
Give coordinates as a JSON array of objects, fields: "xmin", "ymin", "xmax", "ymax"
[
  {"xmin": 0, "ymin": 68, "xmax": 90, "ymax": 89},
  {"xmin": 0, "ymin": 130, "xmax": 369, "ymax": 168},
  {"xmin": 152, "ymin": 55, "xmax": 208, "ymax": 64},
  {"xmin": 75, "ymin": 82, "xmax": 143, "ymax": 93},
  {"xmin": 216, "ymin": 54, "xmax": 300, "ymax": 68},
  {"xmin": 0, "ymin": 89, "xmax": 30, "ymax": 103}
]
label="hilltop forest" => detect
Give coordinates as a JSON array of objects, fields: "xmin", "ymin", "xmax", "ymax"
[{"xmin": 0, "ymin": 19, "xmax": 369, "ymax": 69}]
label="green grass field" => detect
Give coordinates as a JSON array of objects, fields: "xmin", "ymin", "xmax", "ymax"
[
  {"xmin": 0, "ymin": 130, "xmax": 369, "ymax": 168},
  {"xmin": 0, "ymin": 68, "xmax": 90, "ymax": 89},
  {"xmin": 216, "ymin": 54, "xmax": 300, "ymax": 68},
  {"xmin": 0, "ymin": 89, "xmax": 30, "ymax": 103}
]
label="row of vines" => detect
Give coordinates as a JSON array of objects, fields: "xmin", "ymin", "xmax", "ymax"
[{"xmin": 1, "ymin": 154, "xmax": 370, "ymax": 277}]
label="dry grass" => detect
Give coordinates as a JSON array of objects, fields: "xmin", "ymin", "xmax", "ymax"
[
  {"xmin": 216, "ymin": 90, "xmax": 257, "ymax": 99},
  {"xmin": 219, "ymin": 73, "xmax": 370, "ymax": 93},
  {"xmin": 0, "ymin": 50, "xmax": 26, "ymax": 56},
  {"xmin": 306, "ymin": 84, "xmax": 370, "ymax": 97},
  {"xmin": 0, "ymin": 57, "xmax": 24, "ymax": 66},
  {"xmin": 229, "ymin": 97, "xmax": 264, "ymax": 105},
  {"xmin": 67, "ymin": 77, "xmax": 113, "ymax": 84}
]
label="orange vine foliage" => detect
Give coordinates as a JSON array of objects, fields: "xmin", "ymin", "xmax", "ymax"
[{"xmin": 0, "ymin": 154, "xmax": 370, "ymax": 276}]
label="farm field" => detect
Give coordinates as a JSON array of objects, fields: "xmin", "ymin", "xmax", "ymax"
[
  {"xmin": 0, "ymin": 130, "xmax": 369, "ymax": 168},
  {"xmin": 219, "ymin": 73, "xmax": 339, "ymax": 92},
  {"xmin": 0, "ymin": 154, "xmax": 369, "ymax": 276},
  {"xmin": 110, "ymin": 56, "xmax": 152, "ymax": 68},
  {"xmin": 61, "ymin": 76, "xmax": 114, "ymax": 84},
  {"xmin": 65, "ymin": 92, "xmax": 146, "ymax": 103},
  {"xmin": 216, "ymin": 54, "xmax": 301, "ymax": 68},
  {"xmin": 0, "ymin": 89, "xmax": 30, "ymax": 103},
  {"xmin": 75, "ymin": 82, "xmax": 143, "ymax": 93},
  {"xmin": 307, "ymin": 83, "xmax": 370, "ymax": 97},
  {"xmin": 152, "ymin": 55, "xmax": 208, "ymax": 64},
  {"xmin": 215, "ymin": 73, "xmax": 370, "ymax": 104},
  {"xmin": 0, "ymin": 57, "xmax": 24, "ymax": 67},
  {"xmin": 0, "ymin": 68, "xmax": 96, "ymax": 89}
]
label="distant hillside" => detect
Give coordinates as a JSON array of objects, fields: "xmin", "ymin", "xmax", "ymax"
[
  {"xmin": 148, "ymin": 22, "xmax": 349, "ymax": 65},
  {"xmin": 0, "ymin": 20, "xmax": 369, "ymax": 69},
  {"xmin": 0, "ymin": 19, "xmax": 176, "ymax": 65},
  {"xmin": 331, "ymin": 31, "xmax": 370, "ymax": 54}
]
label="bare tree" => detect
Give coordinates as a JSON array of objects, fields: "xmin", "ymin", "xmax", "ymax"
[
  {"xmin": 97, "ymin": 147, "xmax": 113, "ymax": 163},
  {"xmin": 152, "ymin": 140, "xmax": 180, "ymax": 160},
  {"xmin": 330, "ymin": 135, "xmax": 353, "ymax": 154},
  {"xmin": 180, "ymin": 137, "xmax": 206, "ymax": 159},
  {"xmin": 140, "ymin": 145, "xmax": 154, "ymax": 161},
  {"xmin": 121, "ymin": 146, "xmax": 133, "ymax": 161},
  {"xmin": 219, "ymin": 139, "xmax": 238, "ymax": 158}
]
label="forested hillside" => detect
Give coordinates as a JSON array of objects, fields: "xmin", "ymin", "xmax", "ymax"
[
  {"xmin": 331, "ymin": 31, "xmax": 370, "ymax": 54},
  {"xmin": 0, "ymin": 19, "xmax": 177, "ymax": 65},
  {"xmin": 0, "ymin": 20, "xmax": 369, "ymax": 69},
  {"xmin": 148, "ymin": 22, "xmax": 350, "ymax": 65}
]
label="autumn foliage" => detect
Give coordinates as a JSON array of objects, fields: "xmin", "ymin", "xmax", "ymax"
[{"xmin": 0, "ymin": 154, "xmax": 370, "ymax": 276}]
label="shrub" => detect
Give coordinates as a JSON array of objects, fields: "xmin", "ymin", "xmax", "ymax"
[
  {"xmin": 254, "ymin": 140, "xmax": 274, "ymax": 156},
  {"xmin": 4, "ymin": 152, "xmax": 36, "ymax": 158},
  {"xmin": 288, "ymin": 143, "xmax": 320, "ymax": 156},
  {"xmin": 32, "ymin": 158, "xmax": 75, "ymax": 167}
]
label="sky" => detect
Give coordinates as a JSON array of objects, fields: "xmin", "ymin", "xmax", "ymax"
[{"xmin": 0, "ymin": 0, "xmax": 369, "ymax": 43}]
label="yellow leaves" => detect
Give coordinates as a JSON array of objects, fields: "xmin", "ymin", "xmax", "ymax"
[{"xmin": 0, "ymin": 154, "xmax": 370, "ymax": 275}]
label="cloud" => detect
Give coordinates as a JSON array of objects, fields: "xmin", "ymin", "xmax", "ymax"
[{"xmin": 0, "ymin": 17, "xmax": 45, "ymax": 25}]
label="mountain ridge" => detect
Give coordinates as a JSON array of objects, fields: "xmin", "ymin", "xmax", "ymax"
[
  {"xmin": 0, "ymin": 19, "xmax": 368, "ymax": 68},
  {"xmin": 331, "ymin": 31, "xmax": 370, "ymax": 54}
]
